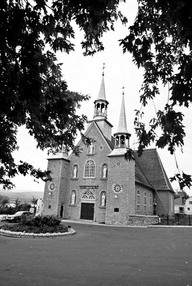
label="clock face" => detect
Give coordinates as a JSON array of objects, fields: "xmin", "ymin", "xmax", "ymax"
[
  {"xmin": 113, "ymin": 183, "xmax": 122, "ymax": 193},
  {"xmin": 49, "ymin": 182, "xmax": 56, "ymax": 191}
]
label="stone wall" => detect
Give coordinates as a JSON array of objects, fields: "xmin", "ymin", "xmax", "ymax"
[
  {"xmin": 127, "ymin": 214, "xmax": 159, "ymax": 226},
  {"xmin": 105, "ymin": 154, "xmax": 135, "ymax": 225},
  {"xmin": 65, "ymin": 122, "xmax": 112, "ymax": 222}
]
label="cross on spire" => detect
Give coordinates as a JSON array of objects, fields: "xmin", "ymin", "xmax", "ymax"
[
  {"xmin": 122, "ymin": 86, "xmax": 125, "ymax": 95},
  {"xmin": 102, "ymin": 63, "xmax": 105, "ymax": 76}
]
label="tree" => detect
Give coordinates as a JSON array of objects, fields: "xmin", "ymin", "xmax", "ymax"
[
  {"xmin": 0, "ymin": 0, "xmax": 126, "ymax": 188},
  {"xmin": 0, "ymin": 0, "xmax": 191, "ymax": 189},
  {"xmin": 31, "ymin": 196, "xmax": 38, "ymax": 205},
  {"xmin": 119, "ymin": 0, "xmax": 192, "ymax": 189},
  {"xmin": 0, "ymin": 195, "xmax": 10, "ymax": 207}
]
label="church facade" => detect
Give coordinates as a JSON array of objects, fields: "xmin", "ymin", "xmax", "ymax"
[{"xmin": 42, "ymin": 74, "xmax": 174, "ymax": 225}]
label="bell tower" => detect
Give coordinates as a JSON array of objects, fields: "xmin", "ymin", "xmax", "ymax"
[
  {"xmin": 106, "ymin": 90, "xmax": 135, "ymax": 225},
  {"xmin": 93, "ymin": 64, "xmax": 109, "ymax": 120},
  {"xmin": 88, "ymin": 64, "xmax": 113, "ymax": 140},
  {"xmin": 114, "ymin": 88, "xmax": 131, "ymax": 149}
]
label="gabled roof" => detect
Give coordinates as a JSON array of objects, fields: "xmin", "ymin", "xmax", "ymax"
[
  {"xmin": 134, "ymin": 148, "xmax": 174, "ymax": 192},
  {"xmin": 94, "ymin": 121, "xmax": 113, "ymax": 151},
  {"xmin": 68, "ymin": 120, "xmax": 113, "ymax": 160}
]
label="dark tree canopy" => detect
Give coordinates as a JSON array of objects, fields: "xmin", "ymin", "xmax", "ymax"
[
  {"xmin": 0, "ymin": 0, "xmax": 191, "ymax": 189},
  {"xmin": 120, "ymin": 0, "xmax": 192, "ymax": 189},
  {"xmin": 0, "ymin": 0, "xmax": 124, "ymax": 188}
]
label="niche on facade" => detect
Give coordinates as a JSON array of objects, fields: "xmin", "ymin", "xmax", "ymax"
[
  {"xmin": 101, "ymin": 164, "xmax": 108, "ymax": 179},
  {"xmin": 72, "ymin": 164, "xmax": 78, "ymax": 179}
]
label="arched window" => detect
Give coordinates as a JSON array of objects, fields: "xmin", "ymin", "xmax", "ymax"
[
  {"xmin": 101, "ymin": 164, "xmax": 108, "ymax": 179},
  {"xmin": 120, "ymin": 135, "xmax": 125, "ymax": 145},
  {"xmin": 136, "ymin": 190, "xmax": 140, "ymax": 211},
  {"xmin": 72, "ymin": 164, "xmax": 78, "ymax": 178},
  {"xmin": 71, "ymin": 190, "xmax": 76, "ymax": 205},
  {"xmin": 84, "ymin": 160, "xmax": 96, "ymax": 178},
  {"xmin": 100, "ymin": 191, "xmax": 106, "ymax": 207},
  {"xmin": 144, "ymin": 192, "xmax": 147, "ymax": 212}
]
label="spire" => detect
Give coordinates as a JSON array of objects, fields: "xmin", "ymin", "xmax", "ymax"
[
  {"xmin": 97, "ymin": 63, "xmax": 106, "ymax": 101},
  {"xmin": 93, "ymin": 63, "xmax": 109, "ymax": 119},
  {"xmin": 116, "ymin": 88, "xmax": 128, "ymax": 134},
  {"xmin": 114, "ymin": 87, "xmax": 131, "ymax": 149}
]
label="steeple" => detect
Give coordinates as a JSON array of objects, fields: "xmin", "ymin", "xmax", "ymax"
[
  {"xmin": 93, "ymin": 64, "xmax": 109, "ymax": 119},
  {"xmin": 114, "ymin": 88, "xmax": 131, "ymax": 149}
]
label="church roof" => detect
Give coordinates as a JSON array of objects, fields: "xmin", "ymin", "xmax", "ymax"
[
  {"xmin": 115, "ymin": 94, "xmax": 129, "ymax": 134},
  {"xmin": 134, "ymin": 149, "xmax": 174, "ymax": 192},
  {"xmin": 135, "ymin": 161, "xmax": 154, "ymax": 190}
]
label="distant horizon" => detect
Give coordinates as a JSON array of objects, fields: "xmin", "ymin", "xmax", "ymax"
[{"xmin": 0, "ymin": 189, "xmax": 43, "ymax": 194}]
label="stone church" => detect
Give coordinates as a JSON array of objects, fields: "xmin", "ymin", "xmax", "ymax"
[{"xmin": 42, "ymin": 73, "xmax": 174, "ymax": 225}]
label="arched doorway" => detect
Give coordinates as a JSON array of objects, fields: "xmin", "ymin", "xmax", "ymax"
[{"xmin": 80, "ymin": 189, "xmax": 95, "ymax": 220}]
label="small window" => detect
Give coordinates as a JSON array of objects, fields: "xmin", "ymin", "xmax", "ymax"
[
  {"xmin": 101, "ymin": 164, "xmax": 108, "ymax": 179},
  {"xmin": 179, "ymin": 207, "xmax": 184, "ymax": 213},
  {"xmin": 100, "ymin": 191, "xmax": 106, "ymax": 207},
  {"xmin": 144, "ymin": 192, "xmax": 147, "ymax": 212},
  {"xmin": 48, "ymin": 205, "xmax": 51, "ymax": 209},
  {"xmin": 71, "ymin": 190, "xmax": 76, "ymax": 205},
  {"xmin": 149, "ymin": 194, "xmax": 152, "ymax": 211},
  {"xmin": 189, "ymin": 201, "xmax": 192, "ymax": 204},
  {"xmin": 114, "ymin": 208, "xmax": 119, "ymax": 212},
  {"xmin": 188, "ymin": 207, "xmax": 190, "ymax": 211},
  {"xmin": 72, "ymin": 164, "xmax": 78, "ymax": 179},
  {"xmin": 136, "ymin": 190, "xmax": 140, "ymax": 211}
]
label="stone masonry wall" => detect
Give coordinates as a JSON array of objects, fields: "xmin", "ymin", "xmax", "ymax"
[
  {"xmin": 65, "ymin": 122, "xmax": 112, "ymax": 223},
  {"xmin": 127, "ymin": 215, "xmax": 159, "ymax": 226},
  {"xmin": 105, "ymin": 154, "xmax": 135, "ymax": 225},
  {"xmin": 42, "ymin": 157, "xmax": 70, "ymax": 217}
]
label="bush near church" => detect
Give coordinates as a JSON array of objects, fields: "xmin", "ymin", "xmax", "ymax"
[{"xmin": 1, "ymin": 215, "xmax": 68, "ymax": 234}]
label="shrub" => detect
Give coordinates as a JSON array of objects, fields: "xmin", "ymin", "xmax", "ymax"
[{"xmin": 1, "ymin": 215, "xmax": 68, "ymax": 234}]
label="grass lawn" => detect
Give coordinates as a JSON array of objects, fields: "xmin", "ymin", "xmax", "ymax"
[{"xmin": 0, "ymin": 222, "xmax": 192, "ymax": 286}]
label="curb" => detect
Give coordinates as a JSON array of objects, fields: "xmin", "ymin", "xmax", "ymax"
[{"xmin": 0, "ymin": 228, "xmax": 76, "ymax": 238}]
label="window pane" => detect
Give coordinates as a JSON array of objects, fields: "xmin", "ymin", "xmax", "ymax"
[{"xmin": 84, "ymin": 160, "xmax": 95, "ymax": 177}]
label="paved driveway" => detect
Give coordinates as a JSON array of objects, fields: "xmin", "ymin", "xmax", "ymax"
[{"xmin": 0, "ymin": 221, "xmax": 192, "ymax": 286}]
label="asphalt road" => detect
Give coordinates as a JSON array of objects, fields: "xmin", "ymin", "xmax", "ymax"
[{"xmin": 0, "ymin": 221, "xmax": 192, "ymax": 286}]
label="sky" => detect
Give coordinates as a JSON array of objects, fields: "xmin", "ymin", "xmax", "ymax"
[{"xmin": 8, "ymin": 1, "xmax": 192, "ymax": 195}]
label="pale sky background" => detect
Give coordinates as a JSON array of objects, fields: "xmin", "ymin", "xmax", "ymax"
[{"xmin": 7, "ymin": 1, "xmax": 192, "ymax": 195}]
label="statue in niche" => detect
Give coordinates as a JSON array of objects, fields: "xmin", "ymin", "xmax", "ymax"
[
  {"xmin": 73, "ymin": 165, "xmax": 78, "ymax": 178},
  {"xmin": 71, "ymin": 191, "xmax": 76, "ymax": 205},
  {"xmin": 101, "ymin": 192, "xmax": 106, "ymax": 207},
  {"xmin": 102, "ymin": 164, "xmax": 108, "ymax": 178},
  {"xmin": 88, "ymin": 142, "xmax": 94, "ymax": 154}
]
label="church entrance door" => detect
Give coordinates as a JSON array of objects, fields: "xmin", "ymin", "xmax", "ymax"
[{"xmin": 80, "ymin": 203, "xmax": 94, "ymax": 220}]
